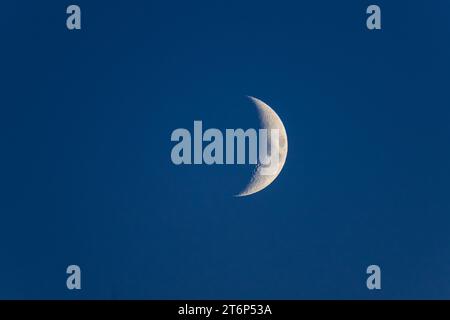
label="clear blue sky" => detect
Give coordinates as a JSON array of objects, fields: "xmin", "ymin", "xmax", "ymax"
[{"xmin": 1, "ymin": 1, "xmax": 450, "ymax": 299}]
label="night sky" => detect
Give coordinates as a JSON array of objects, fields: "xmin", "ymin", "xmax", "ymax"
[{"xmin": 1, "ymin": 1, "xmax": 450, "ymax": 299}]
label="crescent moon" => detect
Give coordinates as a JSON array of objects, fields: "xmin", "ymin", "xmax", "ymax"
[{"xmin": 235, "ymin": 96, "xmax": 288, "ymax": 197}]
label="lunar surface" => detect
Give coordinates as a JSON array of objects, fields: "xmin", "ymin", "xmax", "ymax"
[{"xmin": 236, "ymin": 96, "xmax": 288, "ymax": 197}]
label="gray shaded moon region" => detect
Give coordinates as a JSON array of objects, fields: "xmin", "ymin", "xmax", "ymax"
[{"xmin": 235, "ymin": 96, "xmax": 288, "ymax": 197}]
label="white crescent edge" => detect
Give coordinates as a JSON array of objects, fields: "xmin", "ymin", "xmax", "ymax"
[{"xmin": 235, "ymin": 96, "xmax": 288, "ymax": 197}]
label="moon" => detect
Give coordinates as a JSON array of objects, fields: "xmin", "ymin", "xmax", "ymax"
[{"xmin": 235, "ymin": 96, "xmax": 288, "ymax": 197}]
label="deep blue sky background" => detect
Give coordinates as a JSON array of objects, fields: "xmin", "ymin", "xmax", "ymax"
[{"xmin": 1, "ymin": 1, "xmax": 450, "ymax": 299}]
